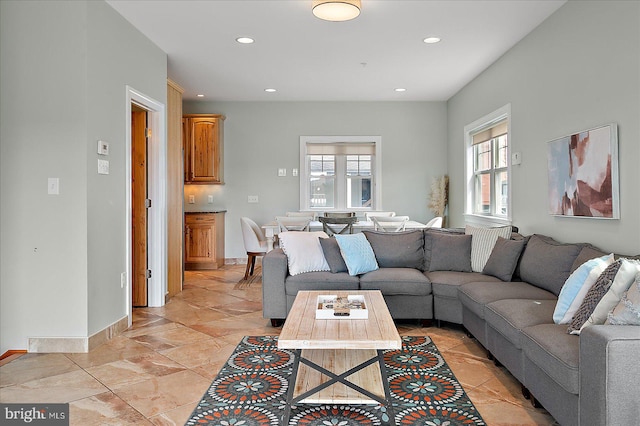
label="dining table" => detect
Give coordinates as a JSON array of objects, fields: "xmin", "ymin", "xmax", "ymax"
[{"xmin": 261, "ymin": 219, "xmax": 428, "ymax": 251}]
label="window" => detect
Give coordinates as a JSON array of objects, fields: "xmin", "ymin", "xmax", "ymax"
[
  {"xmin": 464, "ymin": 105, "xmax": 511, "ymax": 225},
  {"xmin": 300, "ymin": 136, "xmax": 381, "ymax": 211}
]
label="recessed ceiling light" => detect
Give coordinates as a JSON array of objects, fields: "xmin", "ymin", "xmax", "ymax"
[
  {"xmin": 395, "ymin": 88, "xmax": 406, "ymax": 92},
  {"xmin": 236, "ymin": 37, "xmax": 254, "ymax": 44},
  {"xmin": 423, "ymin": 37, "xmax": 441, "ymax": 44},
  {"xmin": 264, "ymin": 88, "xmax": 276, "ymax": 93},
  {"xmin": 196, "ymin": 94, "xmax": 204, "ymax": 97}
]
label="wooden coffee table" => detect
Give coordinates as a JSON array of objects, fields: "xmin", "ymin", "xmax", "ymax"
[{"xmin": 278, "ymin": 290, "xmax": 401, "ymax": 424}]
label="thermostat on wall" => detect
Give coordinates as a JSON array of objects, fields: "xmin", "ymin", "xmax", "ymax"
[{"xmin": 97, "ymin": 140, "xmax": 110, "ymax": 156}]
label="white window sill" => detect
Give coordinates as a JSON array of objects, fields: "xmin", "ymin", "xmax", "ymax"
[{"xmin": 464, "ymin": 213, "xmax": 512, "ymax": 228}]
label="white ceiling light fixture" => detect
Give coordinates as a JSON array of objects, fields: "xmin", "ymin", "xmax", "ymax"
[
  {"xmin": 423, "ymin": 36, "xmax": 441, "ymax": 44},
  {"xmin": 236, "ymin": 37, "xmax": 254, "ymax": 44},
  {"xmin": 312, "ymin": 0, "xmax": 361, "ymax": 22},
  {"xmin": 264, "ymin": 88, "xmax": 277, "ymax": 93},
  {"xmin": 196, "ymin": 94, "xmax": 205, "ymax": 97}
]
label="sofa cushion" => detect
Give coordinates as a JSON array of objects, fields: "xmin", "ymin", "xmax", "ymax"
[
  {"xmin": 360, "ymin": 268, "xmax": 431, "ymax": 296},
  {"xmin": 427, "ymin": 271, "xmax": 500, "ymax": 299},
  {"xmin": 424, "ymin": 228, "xmax": 465, "ymax": 270},
  {"xmin": 363, "ymin": 230, "xmax": 424, "ymax": 270},
  {"xmin": 285, "ymin": 271, "xmax": 359, "ymax": 295},
  {"xmin": 465, "ymin": 225, "xmax": 513, "ymax": 272},
  {"xmin": 485, "ymin": 299, "xmax": 556, "ymax": 349},
  {"xmin": 571, "ymin": 244, "xmax": 608, "ymax": 272},
  {"xmin": 482, "ymin": 237, "xmax": 526, "ymax": 281},
  {"xmin": 459, "ymin": 281, "xmax": 557, "ymax": 319},
  {"xmin": 319, "ymin": 237, "xmax": 348, "ymax": 273},
  {"xmin": 521, "ymin": 324, "xmax": 580, "ymax": 394},
  {"xmin": 518, "ymin": 234, "xmax": 583, "ymax": 296},
  {"xmin": 427, "ymin": 233, "xmax": 472, "ymax": 272},
  {"xmin": 335, "ymin": 233, "xmax": 379, "ymax": 276},
  {"xmin": 607, "ymin": 273, "xmax": 640, "ymax": 325}
]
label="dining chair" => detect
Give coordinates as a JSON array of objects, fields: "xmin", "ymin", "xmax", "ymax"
[
  {"xmin": 323, "ymin": 212, "xmax": 356, "ymax": 218},
  {"xmin": 372, "ymin": 215, "xmax": 410, "ymax": 232},
  {"xmin": 318, "ymin": 216, "xmax": 357, "ymax": 236},
  {"xmin": 364, "ymin": 211, "xmax": 396, "ymax": 221},
  {"xmin": 425, "ymin": 216, "xmax": 443, "ymax": 228},
  {"xmin": 240, "ymin": 217, "xmax": 269, "ymax": 280},
  {"xmin": 286, "ymin": 211, "xmax": 317, "ymax": 220},
  {"xmin": 275, "ymin": 216, "xmax": 312, "ymax": 233}
]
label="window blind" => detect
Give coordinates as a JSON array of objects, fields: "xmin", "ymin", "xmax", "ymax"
[
  {"xmin": 472, "ymin": 121, "xmax": 508, "ymax": 145},
  {"xmin": 306, "ymin": 142, "xmax": 376, "ymax": 155}
]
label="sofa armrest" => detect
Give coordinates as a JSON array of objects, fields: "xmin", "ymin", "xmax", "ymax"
[
  {"xmin": 262, "ymin": 248, "xmax": 289, "ymax": 319},
  {"xmin": 580, "ymin": 325, "xmax": 640, "ymax": 426}
]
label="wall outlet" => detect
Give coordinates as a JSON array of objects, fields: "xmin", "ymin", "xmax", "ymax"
[
  {"xmin": 292, "ymin": 168, "xmax": 299, "ymax": 177},
  {"xmin": 207, "ymin": 195, "xmax": 214, "ymax": 204},
  {"xmin": 120, "ymin": 272, "xmax": 126, "ymax": 288},
  {"xmin": 188, "ymin": 195, "xmax": 195, "ymax": 204},
  {"xmin": 248, "ymin": 195, "xmax": 259, "ymax": 203}
]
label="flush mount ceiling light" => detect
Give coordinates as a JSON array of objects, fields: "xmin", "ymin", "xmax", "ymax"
[
  {"xmin": 312, "ymin": 0, "xmax": 361, "ymax": 22},
  {"xmin": 264, "ymin": 88, "xmax": 277, "ymax": 93},
  {"xmin": 423, "ymin": 36, "xmax": 441, "ymax": 44},
  {"xmin": 236, "ymin": 37, "xmax": 254, "ymax": 44},
  {"xmin": 394, "ymin": 88, "xmax": 406, "ymax": 92}
]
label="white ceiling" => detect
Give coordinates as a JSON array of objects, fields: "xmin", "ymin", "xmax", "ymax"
[{"xmin": 106, "ymin": 0, "xmax": 566, "ymax": 102}]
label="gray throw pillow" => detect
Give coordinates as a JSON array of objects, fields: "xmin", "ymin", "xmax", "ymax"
[
  {"xmin": 363, "ymin": 230, "xmax": 424, "ymax": 270},
  {"xmin": 571, "ymin": 244, "xmax": 608, "ymax": 273},
  {"xmin": 482, "ymin": 237, "xmax": 526, "ymax": 281},
  {"xmin": 319, "ymin": 237, "xmax": 348, "ymax": 273},
  {"xmin": 428, "ymin": 233, "xmax": 472, "ymax": 272},
  {"xmin": 519, "ymin": 234, "xmax": 582, "ymax": 296}
]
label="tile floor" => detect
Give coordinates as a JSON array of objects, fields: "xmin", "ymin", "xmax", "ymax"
[{"xmin": 0, "ymin": 265, "xmax": 557, "ymax": 425}]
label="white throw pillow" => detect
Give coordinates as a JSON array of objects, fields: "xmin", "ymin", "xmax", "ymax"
[
  {"xmin": 580, "ymin": 258, "xmax": 640, "ymax": 332},
  {"xmin": 278, "ymin": 231, "xmax": 330, "ymax": 276},
  {"xmin": 465, "ymin": 225, "xmax": 512, "ymax": 272}
]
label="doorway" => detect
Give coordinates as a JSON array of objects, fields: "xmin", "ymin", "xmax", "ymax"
[
  {"xmin": 131, "ymin": 106, "xmax": 148, "ymax": 307},
  {"xmin": 125, "ymin": 86, "xmax": 167, "ymax": 327}
]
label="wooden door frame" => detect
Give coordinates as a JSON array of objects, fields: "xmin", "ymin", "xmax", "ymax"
[{"xmin": 125, "ymin": 86, "xmax": 167, "ymax": 327}]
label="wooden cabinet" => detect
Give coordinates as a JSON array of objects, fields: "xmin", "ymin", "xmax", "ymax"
[
  {"xmin": 183, "ymin": 114, "xmax": 225, "ymax": 184},
  {"xmin": 185, "ymin": 212, "xmax": 225, "ymax": 270}
]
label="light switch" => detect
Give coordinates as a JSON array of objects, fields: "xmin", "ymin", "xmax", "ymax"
[
  {"xmin": 248, "ymin": 195, "xmax": 259, "ymax": 203},
  {"xmin": 98, "ymin": 159, "xmax": 110, "ymax": 174},
  {"xmin": 48, "ymin": 178, "xmax": 59, "ymax": 195},
  {"xmin": 207, "ymin": 195, "xmax": 214, "ymax": 204},
  {"xmin": 511, "ymin": 152, "xmax": 522, "ymax": 165},
  {"xmin": 292, "ymin": 168, "xmax": 299, "ymax": 177},
  {"xmin": 188, "ymin": 195, "xmax": 195, "ymax": 204},
  {"xmin": 278, "ymin": 168, "xmax": 286, "ymax": 177}
]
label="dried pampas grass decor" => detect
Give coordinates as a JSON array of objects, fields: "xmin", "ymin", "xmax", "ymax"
[{"xmin": 428, "ymin": 175, "xmax": 449, "ymax": 225}]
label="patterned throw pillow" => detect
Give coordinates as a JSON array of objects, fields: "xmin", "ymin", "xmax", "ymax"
[
  {"xmin": 465, "ymin": 225, "xmax": 512, "ymax": 272},
  {"xmin": 606, "ymin": 273, "xmax": 640, "ymax": 325},
  {"xmin": 567, "ymin": 261, "xmax": 621, "ymax": 335},
  {"xmin": 335, "ymin": 233, "xmax": 379, "ymax": 276}
]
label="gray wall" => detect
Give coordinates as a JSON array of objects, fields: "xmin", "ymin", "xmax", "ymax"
[
  {"xmin": 183, "ymin": 101, "xmax": 448, "ymax": 258},
  {"xmin": 447, "ymin": 0, "xmax": 640, "ymax": 254},
  {"xmin": 0, "ymin": 0, "xmax": 167, "ymax": 353}
]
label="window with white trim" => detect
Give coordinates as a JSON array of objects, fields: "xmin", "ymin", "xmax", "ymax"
[
  {"xmin": 464, "ymin": 105, "xmax": 511, "ymax": 225},
  {"xmin": 300, "ymin": 136, "xmax": 381, "ymax": 212}
]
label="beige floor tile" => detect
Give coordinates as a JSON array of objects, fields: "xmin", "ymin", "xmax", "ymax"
[
  {"xmin": 65, "ymin": 336, "xmax": 155, "ymax": 369},
  {"xmin": 159, "ymin": 338, "xmax": 226, "ymax": 368},
  {"xmin": 129, "ymin": 325, "xmax": 212, "ymax": 351},
  {"xmin": 0, "ymin": 353, "xmax": 80, "ymax": 387},
  {"xmin": 113, "ymin": 370, "xmax": 210, "ymax": 418},
  {"xmin": 0, "ymin": 370, "xmax": 107, "ymax": 403},
  {"xmin": 442, "ymin": 352, "xmax": 496, "ymax": 388},
  {"xmin": 86, "ymin": 352, "xmax": 186, "ymax": 389},
  {"xmin": 69, "ymin": 391, "xmax": 152, "ymax": 425},
  {"xmin": 149, "ymin": 401, "xmax": 198, "ymax": 426}
]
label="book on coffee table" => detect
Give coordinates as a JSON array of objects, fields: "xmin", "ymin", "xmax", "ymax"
[{"xmin": 316, "ymin": 294, "xmax": 368, "ymax": 319}]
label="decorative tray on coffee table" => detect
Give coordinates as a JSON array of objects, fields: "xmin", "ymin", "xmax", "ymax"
[{"xmin": 316, "ymin": 295, "xmax": 368, "ymax": 319}]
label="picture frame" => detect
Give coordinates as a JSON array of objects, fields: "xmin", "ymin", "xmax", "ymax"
[{"xmin": 547, "ymin": 123, "xmax": 619, "ymax": 219}]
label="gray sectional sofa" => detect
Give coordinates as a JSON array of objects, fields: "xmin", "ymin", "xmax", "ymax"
[{"xmin": 262, "ymin": 228, "xmax": 640, "ymax": 426}]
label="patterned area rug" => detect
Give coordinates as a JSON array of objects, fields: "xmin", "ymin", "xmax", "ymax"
[{"xmin": 186, "ymin": 336, "xmax": 485, "ymax": 425}]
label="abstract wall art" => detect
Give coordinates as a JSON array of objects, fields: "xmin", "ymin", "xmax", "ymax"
[{"xmin": 547, "ymin": 123, "xmax": 619, "ymax": 219}]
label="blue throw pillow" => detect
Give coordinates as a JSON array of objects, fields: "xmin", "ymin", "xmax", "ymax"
[
  {"xmin": 553, "ymin": 254, "xmax": 614, "ymax": 324},
  {"xmin": 335, "ymin": 233, "xmax": 379, "ymax": 276}
]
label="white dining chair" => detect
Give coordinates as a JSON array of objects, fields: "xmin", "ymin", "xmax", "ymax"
[
  {"xmin": 425, "ymin": 216, "xmax": 443, "ymax": 228},
  {"xmin": 275, "ymin": 216, "xmax": 312, "ymax": 233},
  {"xmin": 372, "ymin": 216, "xmax": 410, "ymax": 232},
  {"xmin": 240, "ymin": 217, "xmax": 269, "ymax": 280},
  {"xmin": 364, "ymin": 211, "xmax": 396, "ymax": 221}
]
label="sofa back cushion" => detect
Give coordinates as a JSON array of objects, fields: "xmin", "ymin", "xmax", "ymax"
[
  {"xmin": 363, "ymin": 230, "xmax": 424, "ymax": 270},
  {"xmin": 425, "ymin": 232, "xmax": 472, "ymax": 272},
  {"xmin": 519, "ymin": 234, "xmax": 583, "ymax": 295}
]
